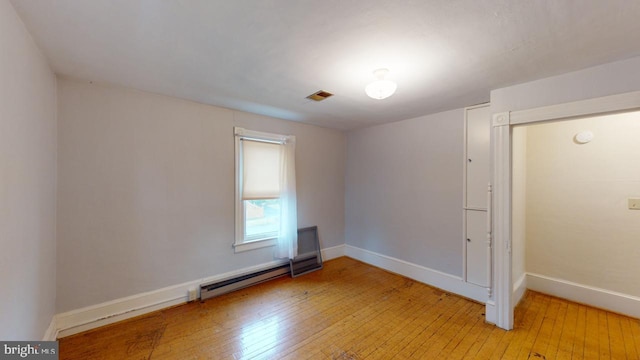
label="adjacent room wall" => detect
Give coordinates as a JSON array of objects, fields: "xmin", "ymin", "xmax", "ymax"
[
  {"xmin": 56, "ymin": 77, "xmax": 346, "ymax": 312},
  {"xmin": 345, "ymin": 109, "xmax": 465, "ymax": 277},
  {"xmin": 525, "ymin": 112, "xmax": 640, "ymax": 297},
  {"xmin": 0, "ymin": 0, "xmax": 57, "ymax": 340}
]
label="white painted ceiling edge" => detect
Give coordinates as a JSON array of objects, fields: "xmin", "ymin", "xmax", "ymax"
[{"xmin": 10, "ymin": 0, "xmax": 640, "ymax": 130}]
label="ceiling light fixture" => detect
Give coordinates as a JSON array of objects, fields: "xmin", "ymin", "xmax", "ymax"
[{"xmin": 365, "ymin": 68, "xmax": 397, "ymax": 100}]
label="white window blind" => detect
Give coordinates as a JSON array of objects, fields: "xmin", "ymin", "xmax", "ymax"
[{"xmin": 241, "ymin": 139, "xmax": 282, "ymax": 200}]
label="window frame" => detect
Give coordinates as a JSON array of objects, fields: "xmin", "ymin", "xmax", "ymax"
[{"xmin": 234, "ymin": 127, "xmax": 287, "ymax": 253}]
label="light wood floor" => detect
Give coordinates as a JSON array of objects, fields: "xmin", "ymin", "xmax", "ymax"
[{"xmin": 59, "ymin": 257, "xmax": 640, "ymax": 359}]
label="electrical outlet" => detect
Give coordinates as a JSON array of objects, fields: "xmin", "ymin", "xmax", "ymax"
[
  {"xmin": 629, "ymin": 198, "xmax": 640, "ymax": 210},
  {"xmin": 188, "ymin": 288, "xmax": 198, "ymax": 302}
]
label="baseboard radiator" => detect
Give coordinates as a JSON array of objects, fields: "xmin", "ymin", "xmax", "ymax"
[{"xmin": 200, "ymin": 263, "xmax": 290, "ymax": 301}]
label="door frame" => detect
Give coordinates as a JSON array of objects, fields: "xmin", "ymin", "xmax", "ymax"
[{"xmin": 490, "ymin": 90, "xmax": 640, "ymax": 330}]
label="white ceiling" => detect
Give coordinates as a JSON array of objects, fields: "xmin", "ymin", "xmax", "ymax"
[{"xmin": 10, "ymin": 0, "xmax": 640, "ymax": 130}]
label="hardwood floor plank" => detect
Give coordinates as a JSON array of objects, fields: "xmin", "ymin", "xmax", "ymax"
[
  {"xmin": 379, "ymin": 295, "xmax": 466, "ymax": 358},
  {"xmin": 463, "ymin": 314, "xmax": 502, "ymax": 359},
  {"xmin": 407, "ymin": 301, "xmax": 476, "ymax": 358},
  {"xmin": 545, "ymin": 298, "xmax": 567, "ymax": 358},
  {"xmin": 365, "ymin": 289, "xmax": 449, "ymax": 359},
  {"xmin": 470, "ymin": 291, "xmax": 535, "ymax": 360},
  {"xmin": 498, "ymin": 297, "xmax": 534, "ymax": 359},
  {"xmin": 584, "ymin": 306, "xmax": 601, "ymax": 359},
  {"xmin": 633, "ymin": 318, "xmax": 640, "ymax": 353},
  {"xmin": 598, "ymin": 309, "xmax": 612, "ymax": 359},
  {"xmin": 573, "ymin": 304, "xmax": 588, "ymax": 360},
  {"xmin": 468, "ymin": 326, "xmax": 507, "ymax": 359},
  {"xmin": 607, "ymin": 312, "xmax": 629, "ymax": 360},
  {"xmin": 431, "ymin": 303, "xmax": 485, "ymax": 359},
  {"xmin": 553, "ymin": 300, "xmax": 579, "ymax": 360},
  {"xmin": 506, "ymin": 292, "xmax": 550, "ymax": 359},
  {"xmin": 620, "ymin": 317, "xmax": 639, "ymax": 359},
  {"xmin": 528, "ymin": 295, "xmax": 561, "ymax": 358},
  {"xmin": 57, "ymin": 258, "xmax": 640, "ymax": 360},
  {"xmin": 391, "ymin": 296, "xmax": 468, "ymax": 359}
]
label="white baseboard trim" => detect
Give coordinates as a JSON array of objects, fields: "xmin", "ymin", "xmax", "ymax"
[
  {"xmin": 55, "ymin": 246, "xmax": 345, "ymax": 338},
  {"xmin": 56, "ymin": 290, "xmax": 190, "ymax": 338},
  {"xmin": 513, "ymin": 273, "xmax": 527, "ymax": 306},
  {"xmin": 42, "ymin": 316, "xmax": 58, "ymax": 341},
  {"xmin": 344, "ymin": 245, "xmax": 488, "ymax": 304},
  {"xmin": 526, "ymin": 273, "xmax": 640, "ymax": 319},
  {"xmin": 321, "ymin": 244, "xmax": 345, "ymax": 261}
]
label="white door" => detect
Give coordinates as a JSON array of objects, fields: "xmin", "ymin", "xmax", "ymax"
[
  {"xmin": 465, "ymin": 105, "xmax": 491, "ymax": 209},
  {"xmin": 466, "ymin": 209, "xmax": 488, "ymax": 287}
]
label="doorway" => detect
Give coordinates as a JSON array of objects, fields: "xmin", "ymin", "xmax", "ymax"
[
  {"xmin": 511, "ymin": 111, "xmax": 640, "ymax": 320},
  {"xmin": 490, "ymin": 91, "xmax": 640, "ymax": 330}
]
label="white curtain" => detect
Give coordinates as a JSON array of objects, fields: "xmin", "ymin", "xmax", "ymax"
[{"xmin": 275, "ymin": 136, "xmax": 298, "ymax": 259}]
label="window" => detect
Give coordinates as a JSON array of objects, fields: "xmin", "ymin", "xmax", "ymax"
[{"xmin": 234, "ymin": 127, "xmax": 297, "ymax": 254}]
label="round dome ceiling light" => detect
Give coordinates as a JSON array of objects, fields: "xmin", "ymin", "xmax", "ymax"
[
  {"xmin": 574, "ymin": 131, "xmax": 594, "ymax": 144},
  {"xmin": 365, "ymin": 68, "xmax": 397, "ymax": 100}
]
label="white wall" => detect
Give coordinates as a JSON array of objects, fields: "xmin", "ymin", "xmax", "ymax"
[
  {"xmin": 525, "ymin": 113, "xmax": 640, "ymax": 297},
  {"xmin": 56, "ymin": 77, "xmax": 346, "ymax": 312},
  {"xmin": 345, "ymin": 109, "xmax": 464, "ymax": 277},
  {"xmin": 0, "ymin": 0, "xmax": 57, "ymax": 340}
]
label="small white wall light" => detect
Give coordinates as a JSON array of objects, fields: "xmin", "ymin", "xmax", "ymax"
[
  {"xmin": 365, "ymin": 68, "xmax": 397, "ymax": 100},
  {"xmin": 574, "ymin": 131, "xmax": 594, "ymax": 144}
]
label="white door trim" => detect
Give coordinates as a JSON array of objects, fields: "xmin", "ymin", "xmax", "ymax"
[
  {"xmin": 491, "ymin": 113, "xmax": 512, "ymax": 329},
  {"xmin": 491, "ymin": 90, "xmax": 640, "ymax": 330}
]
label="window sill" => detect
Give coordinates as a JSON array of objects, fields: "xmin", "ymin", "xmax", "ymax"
[{"xmin": 233, "ymin": 238, "xmax": 276, "ymax": 253}]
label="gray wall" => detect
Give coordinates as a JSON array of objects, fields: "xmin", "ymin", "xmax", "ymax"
[
  {"xmin": 0, "ymin": 0, "xmax": 57, "ymax": 340},
  {"xmin": 56, "ymin": 77, "xmax": 346, "ymax": 312},
  {"xmin": 345, "ymin": 109, "xmax": 465, "ymax": 277}
]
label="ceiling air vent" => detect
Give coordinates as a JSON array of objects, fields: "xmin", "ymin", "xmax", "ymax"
[{"xmin": 306, "ymin": 90, "xmax": 333, "ymax": 101}]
